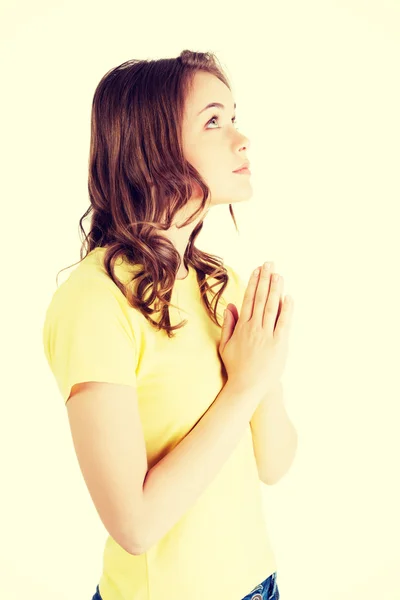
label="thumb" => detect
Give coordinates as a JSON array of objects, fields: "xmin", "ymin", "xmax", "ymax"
[{"xmin": 219, "ymin": 305, "xmax": 234, "ymax": 355}]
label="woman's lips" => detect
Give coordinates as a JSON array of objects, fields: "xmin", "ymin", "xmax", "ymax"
[{"xmin": 233, "ymin": 167, "xmax": 251, "ymax": 174}]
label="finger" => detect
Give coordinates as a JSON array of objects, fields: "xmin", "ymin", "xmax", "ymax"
[
  {"xmin": 274, "ymin": 294, "xmax": 294, "ymax": 340},
  {"xmin": 219, "ymin": 307, "xmax": 231, "ymax": 355},
  {"xmin": 227, "ymin": 303, "xmax": 239, "ymax": 323},
  {"xmin": 238, "ymin": 265, "xmax": 264, "ymax": 324},
  {"xmin": 252, "ymin": 262, "xmax": 274, "ymax": 325},
  {"xmin": 263, "ymin": 273, "xmax": 283, "ymax": 334},
  {"xmin": 274, "ymin": 294, "xmax": 283, "ymax": 330}
]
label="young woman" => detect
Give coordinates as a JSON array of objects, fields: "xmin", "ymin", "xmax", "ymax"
[{"xmin": 42, "ymin": 49, "xmax": 294, "ymax": 600}]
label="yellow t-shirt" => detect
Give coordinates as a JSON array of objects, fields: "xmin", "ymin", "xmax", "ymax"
[{"xmin": 42, "ymin": 247, "xmax": 277, "ymax": 600}]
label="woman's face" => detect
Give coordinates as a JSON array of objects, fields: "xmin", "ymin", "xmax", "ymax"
[{"xmin": 182, "ymin": 70, "xmax": 252, "ymax": 209}]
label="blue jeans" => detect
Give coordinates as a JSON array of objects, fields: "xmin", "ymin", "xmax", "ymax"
[
  {"xmin": 242, "ymin": 571, "xmax": 280, "ymax": 599},
  {"xmin": 91, "ymin": 571, "xmax": 280, "ymax": 599}
]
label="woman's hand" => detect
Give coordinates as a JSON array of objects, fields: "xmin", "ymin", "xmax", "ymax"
[
  {"xmin": 225, "ymin": 262, "xmax": 284, "ymax": 332},
  {"xmin": 226, "ymin": 262, "xmax": 284, "ymax": 330},
  {"xmin": 218, "ymin": 261, "xmax": 293, "ymax": 397}
]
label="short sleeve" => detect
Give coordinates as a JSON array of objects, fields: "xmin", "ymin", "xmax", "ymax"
[{"xmin": 42, "ymin": 277, "xmax": 138, "ymax": 404}]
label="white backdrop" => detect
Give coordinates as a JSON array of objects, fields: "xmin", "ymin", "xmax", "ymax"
[{"xmin": 1, "ymin": 0, "xmax": 399, "ymax": 598}]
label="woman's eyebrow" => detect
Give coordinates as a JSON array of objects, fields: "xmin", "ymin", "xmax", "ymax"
[{"xmin": 197, "ymin": 101, "xmax": 236, "ymax": 116}]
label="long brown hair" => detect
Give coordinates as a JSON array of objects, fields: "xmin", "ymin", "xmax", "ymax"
[{"xmin": 56, "ymin": 50, "xmax": 240, "ymax": 338}]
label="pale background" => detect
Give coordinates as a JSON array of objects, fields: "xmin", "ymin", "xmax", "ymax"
[{"xmin": 1, "ymin": 0, "xmax": 399, "ymax": 598}]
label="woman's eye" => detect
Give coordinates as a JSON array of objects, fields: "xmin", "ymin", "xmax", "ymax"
[{"xmin": 206, "ymin": 114, "xmax": 238, "ymax": 129}]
